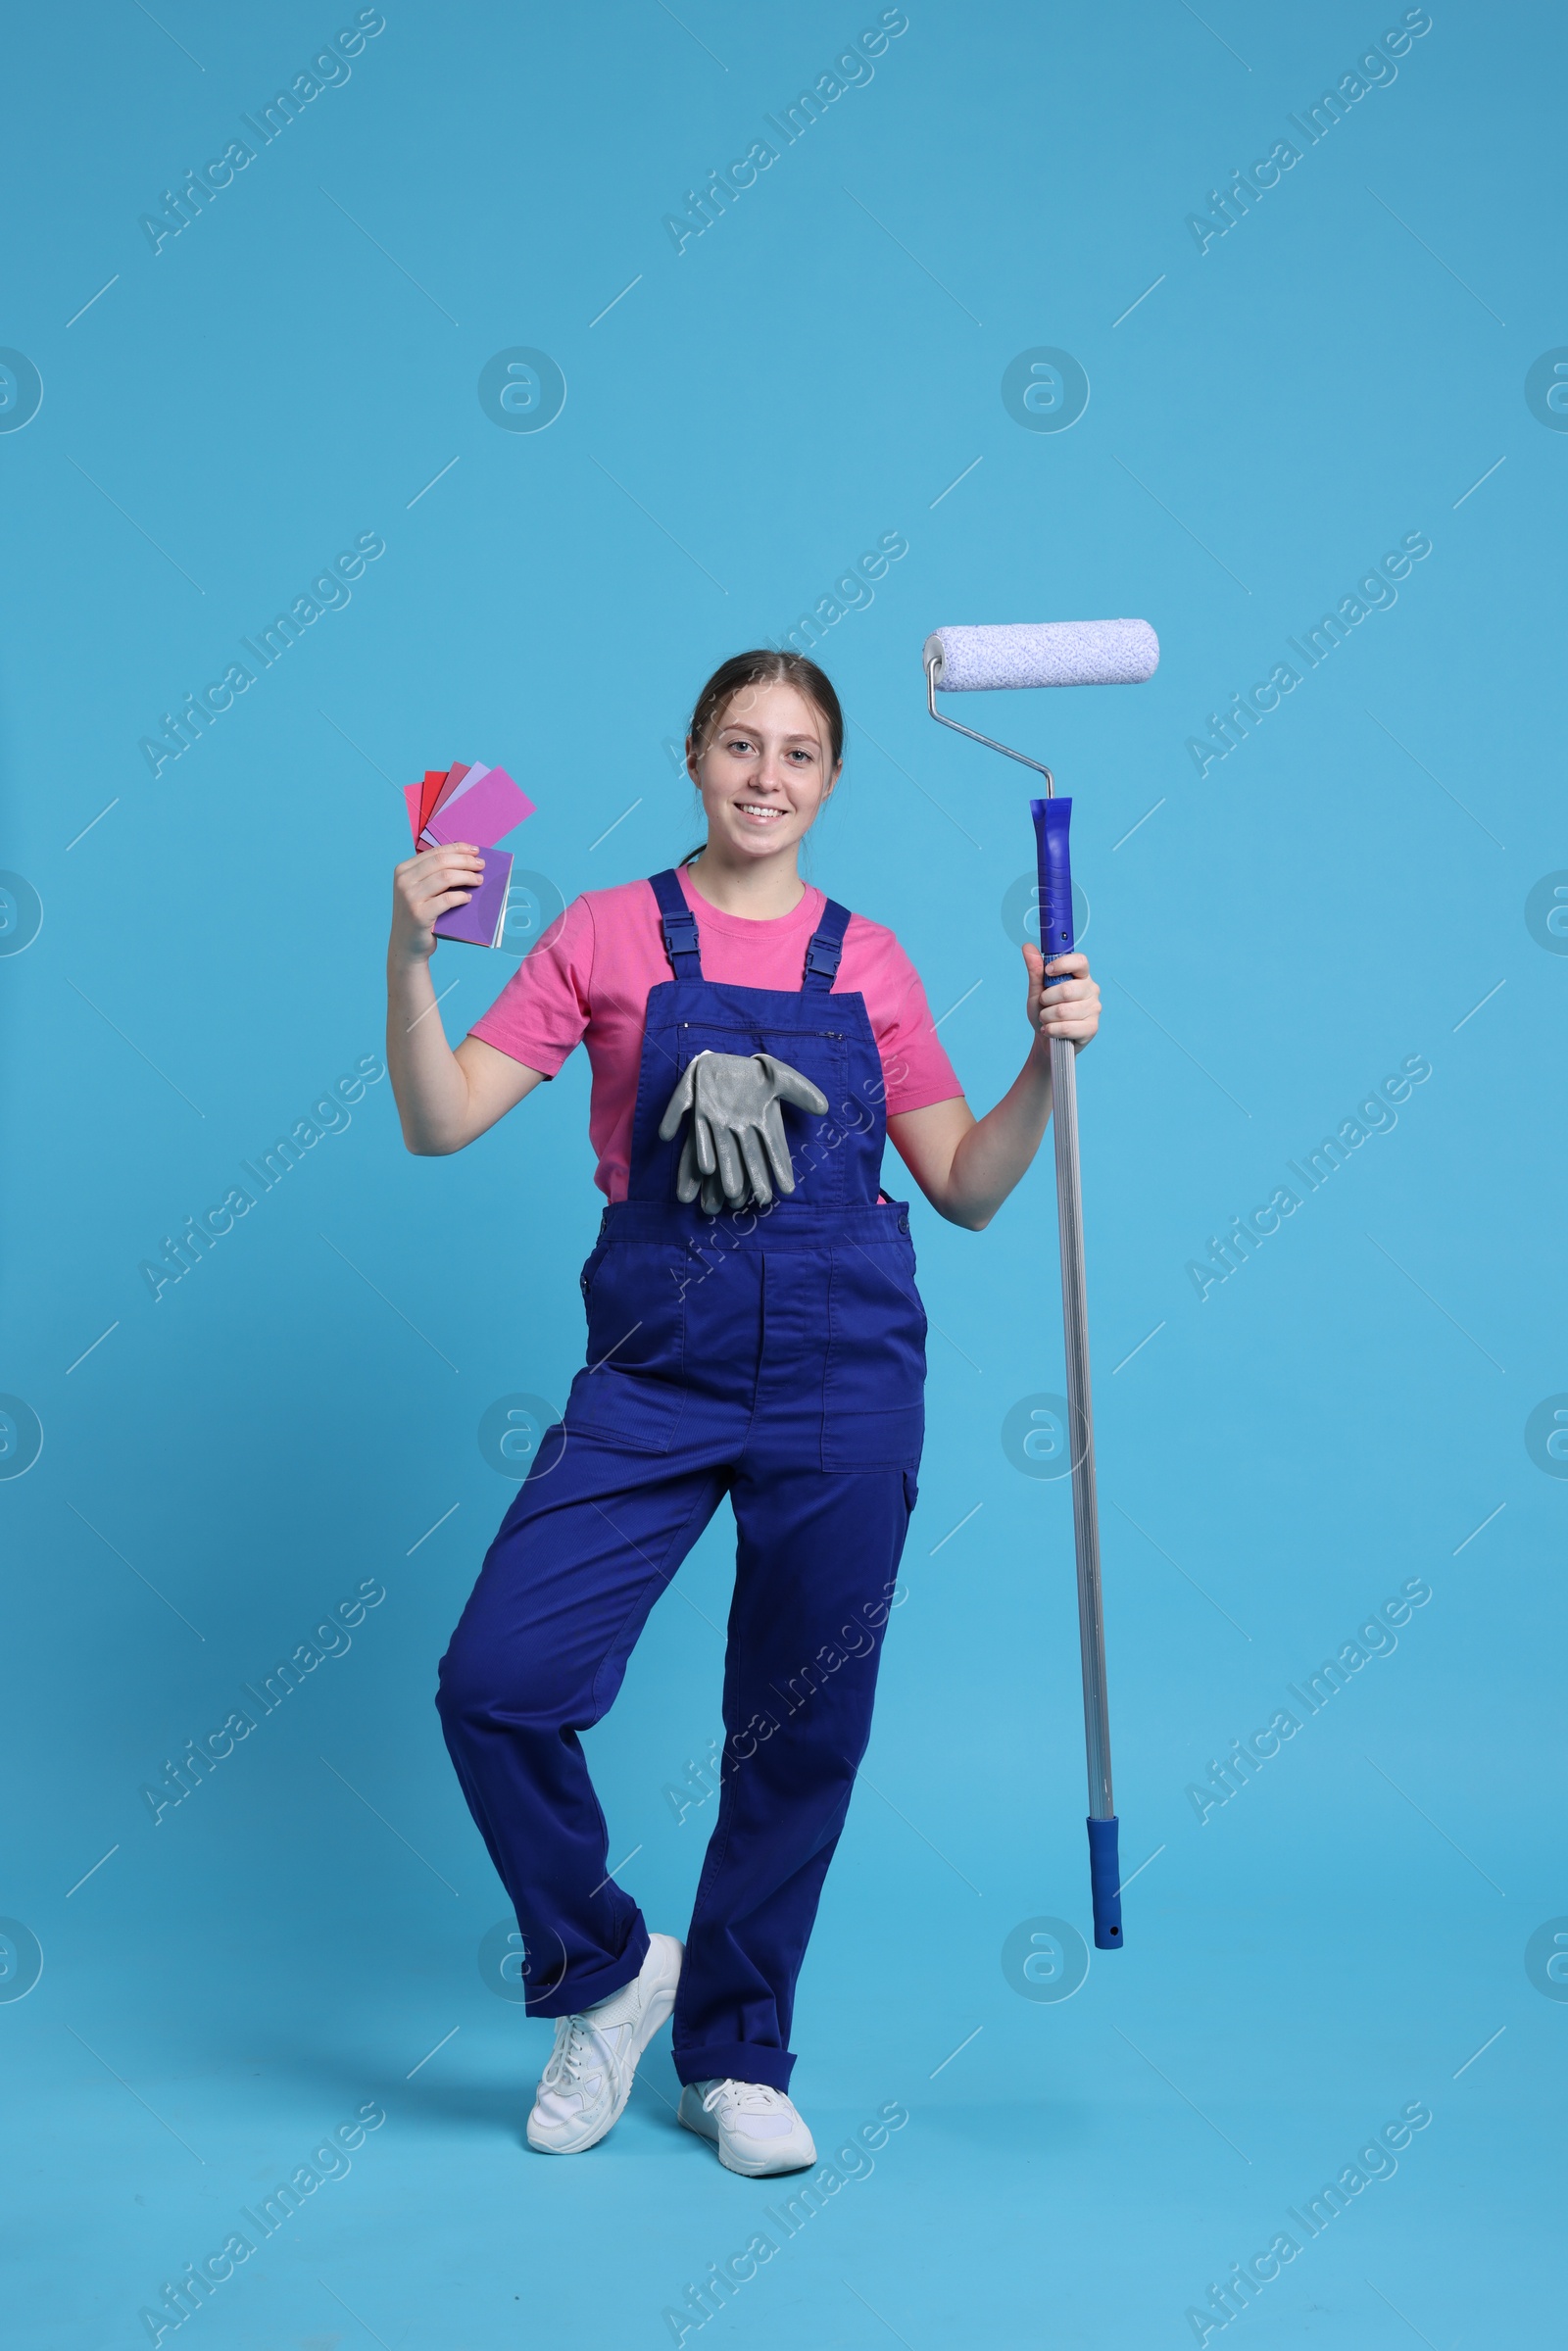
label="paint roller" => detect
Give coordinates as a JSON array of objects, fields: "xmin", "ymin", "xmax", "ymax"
[{"xmin": 923, "ymin": 618, "xmax": 1159, "ymax": 1952}]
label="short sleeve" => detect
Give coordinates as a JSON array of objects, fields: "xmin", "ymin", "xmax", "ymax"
[
  {"xmin": 861, "ymin": 931, "xmax": 965, "ymax": 1116},
  {"xmin": 467, "ymin": 895, "xmax": 594, "ymax": 1076}
]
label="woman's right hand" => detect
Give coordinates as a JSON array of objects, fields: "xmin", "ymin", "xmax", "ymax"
[{"xmin": 389, "ymin": 842, "xmax": 486, "ymax": 962}]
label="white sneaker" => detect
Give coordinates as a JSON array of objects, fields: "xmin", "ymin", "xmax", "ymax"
[
  {"xmin": 678, "ymin": 2078, "xmax": 817, "ymax": 2177},
  {"xmin": 525, "ymin": 1933, "xmax": 683, "ymax": 2155}
]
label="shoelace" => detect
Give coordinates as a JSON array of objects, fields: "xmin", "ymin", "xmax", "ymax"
[
  {"xmin": 702, "ymin": 2079, "xmax": 786, "ymax": 2117},
  {"xmin": 541, "ymin": 2016, "xmax": 604, "ymax": 2092}
]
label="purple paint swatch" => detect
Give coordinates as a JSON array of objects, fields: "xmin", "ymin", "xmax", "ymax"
[{"xmin": 433, "ymin": 847, "xmax": 514, "ymax": 949}]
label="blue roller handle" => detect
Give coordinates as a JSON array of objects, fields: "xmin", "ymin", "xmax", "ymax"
[
  {"xmin": 1032, "ymin": 794, "xmax": 1075, "ymax": 961},
  {"xmin": 1087, "ymin": 1815, "xmax": 1122, "ymax": 1949}
]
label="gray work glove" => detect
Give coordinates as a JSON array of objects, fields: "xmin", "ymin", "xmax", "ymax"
[{"xmin": 658, "ymin": 1051, "xmax": 830, "ymax": 1214}]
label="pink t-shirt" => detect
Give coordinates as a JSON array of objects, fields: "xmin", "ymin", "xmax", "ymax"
[{"xmin": 468, "ymin": 867, "xmax": 964, "ymax": 1201}]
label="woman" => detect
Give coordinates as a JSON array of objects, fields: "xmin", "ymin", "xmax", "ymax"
[{"xmin": 385, "ymin": 650, "xmax": 1101, "ymax": 2178}]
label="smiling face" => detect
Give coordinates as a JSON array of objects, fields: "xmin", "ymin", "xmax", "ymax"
[{"xmin": 687, "ymin": 678, "xmax": 840, "ymax": 867}]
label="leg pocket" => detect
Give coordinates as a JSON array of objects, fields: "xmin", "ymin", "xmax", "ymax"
[
  {"xmin": 823, "ymin": 1240, "xmax": 926, "ymax": 1470},
  {"xmin": 564, "ymin": 1244, "xmax": 688, "ymax": 1453}
]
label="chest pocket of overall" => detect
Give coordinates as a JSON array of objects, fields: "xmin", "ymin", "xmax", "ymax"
[
  {"xmin": 563, "ymin": 1240, "xmax": 688, "ymax": 1453},
  {"xmin": 669, "ymin": 1018, "xmax": 850, "ymax": 1204}
]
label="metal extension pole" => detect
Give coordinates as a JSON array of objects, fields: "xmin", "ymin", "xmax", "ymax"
[
  {"xmin": 1050, "ymin": 1039, "xmax": 1119, "ymax": 1897},
  {"xmin": 1033, "ymin": 794, "xmax": 1122, "ymax": 1949}
]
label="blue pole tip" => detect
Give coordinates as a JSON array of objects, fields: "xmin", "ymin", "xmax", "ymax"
[{"xmin": 1087, "ymin": 1815, "xmax": 1124, "ymax": 1951}]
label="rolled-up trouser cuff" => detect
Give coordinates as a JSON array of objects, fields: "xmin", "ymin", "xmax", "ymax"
[
  {"xmin": 525, "ymin": 1919, "xmax": 650, "ymax": 2019},
  {"xmin": 673, "ymin": 2037, "xmax": 795, "ymax": 2094}
]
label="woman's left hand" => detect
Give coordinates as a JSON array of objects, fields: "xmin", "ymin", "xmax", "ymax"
[{"xmin": 1022, "ymin": 944, "xmax": 1102, "ymax": 1053}]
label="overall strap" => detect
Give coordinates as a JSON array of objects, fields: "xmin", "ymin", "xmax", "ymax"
[
  {"xmin": 649, "ymin": 869, "xmax": 702, "ymax": 979},
  {"xmin": 801, "ymin": 898, "xmax": 852, "ymax": 992}
]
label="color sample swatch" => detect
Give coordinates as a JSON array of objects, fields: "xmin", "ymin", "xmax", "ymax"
[{"xmin": 401, "ymin": 762, "xmax": 536, "ymax": 948}]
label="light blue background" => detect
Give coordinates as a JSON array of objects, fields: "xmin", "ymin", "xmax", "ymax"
[{"xmin": 2, "ymin": 3, "xmax": 1563, "ymax": 2344}]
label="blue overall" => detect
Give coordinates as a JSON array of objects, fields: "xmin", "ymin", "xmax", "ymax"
[{"xmin": 436, "ymin": 871, "xmax": 926, "ymax": 2091}]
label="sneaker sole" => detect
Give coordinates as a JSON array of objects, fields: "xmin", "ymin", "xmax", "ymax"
[
  {"xmin": 677, "ymin": 2101, "xmax": 817, "ymax": 2179},
  {"xmin": 526, "ymin": 1939, "xmax": 682, "ymax": 2156}
]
